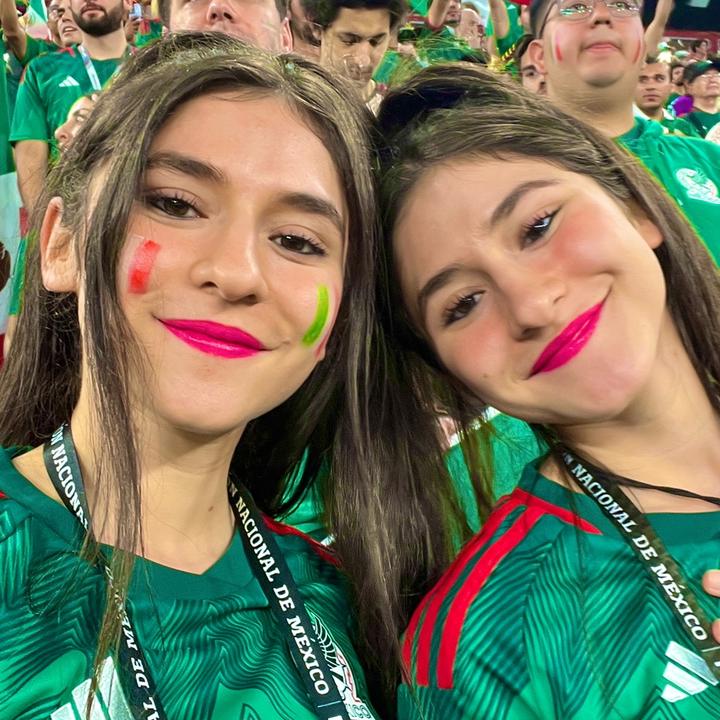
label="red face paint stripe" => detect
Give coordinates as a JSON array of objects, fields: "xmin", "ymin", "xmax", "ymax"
[
  {"xmin": 262, "ymin": 515, "xmax": 340, "ymax": 567},
  {"xmin": 555, "ymin": 38, "xmax": 563, "ymax": 62},
  {"xmin": 128, "ymin": 240, "xmax": 160, "ymax": 294},
  {"xmin": 410, "ymin": 493, "xmax": 524, "ymax": 685},
  {"xmin": 511, "ymin": 488, "xmax": 601, "ymax": 534},
  {"xmin": 436, "ymin": 507, "xmax": 544, "ymax": 690}
]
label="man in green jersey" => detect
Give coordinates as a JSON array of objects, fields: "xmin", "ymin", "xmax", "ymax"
[
  {"xmin": 399, "ymin": 466, "xmax": 720, "ymax": 719},
  {"xmin": 525, "ymin": 0, "xmax": 720, "ymax": 266},
  {"xmin": 673, "ymin": 60, "xmax": 720, "ymax": 139},
  {"xmin": 10, "ymin": 0, "xmax": 129, "ymax": 211},
  {"xmin": 635, "ymin": 56, "xmax": 700, "ymax": 137}
]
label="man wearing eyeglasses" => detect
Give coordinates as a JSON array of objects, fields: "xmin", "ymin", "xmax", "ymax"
[{"xmin": 525, "ymin": 0, "xmax": 720, "ymax": 265}]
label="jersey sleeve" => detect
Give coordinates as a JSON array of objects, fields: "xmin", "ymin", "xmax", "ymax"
[
  {"xmin": 398, "ymin": 488, "xmax": 603, "ymax": 720},
  {"xmin": 10, "ymin": 60, "xmax": 49, "ymax": 144},
  {"xmin": 19, "ymin": 36, "xmax": 56, "ymax": 67}
]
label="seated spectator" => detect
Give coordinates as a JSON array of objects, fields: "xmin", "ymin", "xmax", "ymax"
[
  {"xmin": 668, "ymin": 59, "xmax": 685, "ymax": 105},
  {"xmin": 288, "ymin": 0, "xmax": 321, "ymax": 58},
  {"xmin": 635, "ymin": 56, "xmax": 700, "ymax": 136},
  {"xmin": 315, "ymin": 0, "xmax": 406, "ymax": 113},
  {"xmin": 157, "ymin": 0, "xmax": 292, "ymax": 50},
  {"xmin": 514, "ymin": 32, "xmax": 545, "ymax": 93},
  {"xmin": 53, "ymin": 91, "xmax": 97, "ymax": 150},
  {"xmin": 689, "ymin": 37, "xmax": 709, "ymax": 63},
  {"xmin": 674, "ymin": 60, "xmax": 720, "ymax": 138},
  {"xmin": 526, "ymin": 0, "xmax": 720, "ymax": 265}
]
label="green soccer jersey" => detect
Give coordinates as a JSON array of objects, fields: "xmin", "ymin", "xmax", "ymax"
[
  {"xmin": 10, "ymin": 45, "xmax": 122, "ymax": 144},
  {"xmin": 0, "ymin": 447, "xmax": 377, "ymax": 720},
  {"xmin": 617, "ymin": 116, "xmax": 720, "ymax": 266},
  {"xmin": 19, "ymin": 34, "xmax": 58, "ymax": 66},
  {"xmin": 399, "ymin": 462, "xmax": 720, "ymax": 720},
  {"xmin": 673, "ymin": 110, "xmax": 720, "ymax": 140}
]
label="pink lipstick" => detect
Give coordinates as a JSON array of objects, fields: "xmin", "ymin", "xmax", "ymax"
[
  {"xmin": 159, "ymin": 319, "xmax": 266, "ymax": 359},
  {"xmin": 530, "ymin": 302, "xmax": 604, "ymax": 376}
]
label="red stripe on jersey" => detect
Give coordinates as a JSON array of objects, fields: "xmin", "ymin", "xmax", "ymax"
[
  {"xmin": 0, "ymin": 491, "xmax": 5, "ymax": 499},
  {"xmin": 511, "ymin": 488, "xmax": 602, "ymax": 535},
  {"xmin": 436, "ymin": 507, "xmax": 543, "ymax": 690},
  {"xmin": 262, "ymin": 515, "xmax": 339, "ymax": 567},
  {"xmin": 406, "ymin": 493, "xmax": 523, "ymax": 684}
]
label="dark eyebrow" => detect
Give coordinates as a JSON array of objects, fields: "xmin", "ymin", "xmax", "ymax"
[
  {"xmin": 146, "ymin": 151, "xmax": 226, "ymax": 184},
  {"xmin": 488, "ymin": 179, "xmax": 560, "ymax": 229},
  {"xmin": 417, "ymin": 263, "xmax": 463, "ymax": 321},
  {"xmin": 416, "ymin": 179, "xmax": 560, "ymax": 319},
  {"xmin": 278, "ymin": 192, "xmax": 346, "ymax": 237}
]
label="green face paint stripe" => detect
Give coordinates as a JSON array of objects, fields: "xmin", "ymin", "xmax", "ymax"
[{"xmin": 302, "ymin": 285, "xmax": 330, "ymax": 346}]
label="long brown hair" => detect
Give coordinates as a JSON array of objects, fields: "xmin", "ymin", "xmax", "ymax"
[
  {"xmin": 376, "ymin": 62, "xmax": 720, "ymax": 418},
  {"xmin": 0, "ymin": 31, "xmax": 390, "ymax": 713},
  {"xmin": 373, "ymin": 62, "xmax": 720, "ymax": 705}
]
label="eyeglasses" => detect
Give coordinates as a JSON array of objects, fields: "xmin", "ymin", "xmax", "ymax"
[{"xmin": 537, "ymin": 0, "xmax": 640, "ymax": 36}]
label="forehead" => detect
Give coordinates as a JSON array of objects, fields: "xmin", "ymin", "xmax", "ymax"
[
  {"xmin": 329, "ymin": 7, "xmax": 391, "ymax": 34},
  {"xmin": 640, "ymin": 62, "xmax": 669, "ymax": 76},
  {"xmin": 150, "ymin": 92, "xmax": 347, "ymax": 212}
]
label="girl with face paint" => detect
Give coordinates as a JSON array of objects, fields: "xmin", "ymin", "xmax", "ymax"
[
  {"xmin": 375, "ymin": 65, "xmax": 720, "ymax": 720},
  {"xmin": 0, "ymin": 32, "xmax": 389, "ymax": 720}
]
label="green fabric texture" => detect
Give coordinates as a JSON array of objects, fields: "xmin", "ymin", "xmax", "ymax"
[
  {"xmin": 659, "ymin": 115, "xmax": 701, "ymax": 138},
  {"xmin": 673, "ymin": 110, "xmax": 720, "ymax": 139},
  {"xmin": 10, "ymin": 46, "xmax": 122, "ymax": 144},
  {"xmin": 19, "ymin": 34, "xmax": 57, "ymax": 67},
  {"xmin": 399, "ymin": 462, "xmax": 720, "ymax": 719},
  {"xmin": 617, "ymin": 116, "xmax": 720, "ymax": 266},
  {"xmin": 414, "ymin": 25, "xmax": 472, "ymax": 64},
  {"xmin": 0, "ymin": 447, "xmax": 377, "ymax": 719},
  {"xmin": 486, "ymin": 1, "xmax": 524, "ymax": 58},
  {"xmin": 1, "ymin": 37, "xmax": 14, "ymax": 174},
  {"xmin": 8, "ymin": 234, "xmax": 27, "ymax": 316}
]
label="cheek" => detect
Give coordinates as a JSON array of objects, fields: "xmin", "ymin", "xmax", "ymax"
[
  {"xmin": 437, "ymin": 316, "xmax": 510, "ymax": 395},
  {"xmin": 551, "ymin": 26, "xmax": 573, "ymax": 63},
  {"xmin": 301, "ymin": 284, "xmax": 331, "ymax": 347},
  {"xmin": 630, "ymin": 24, "xmax": 643, "ymax": 64},
  {"xmin": 126, "ymin": 237, "xmax": 161, "ymax": 294}
]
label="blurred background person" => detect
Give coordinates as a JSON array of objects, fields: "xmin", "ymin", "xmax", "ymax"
[
  {"xmin": 316, "ymin": 0, "xmax": 406, "ymax": 112},
  {"xmin": 158, "ymin": 0, "xmax": 292, "ymax": 50},
  {"xmin": 674, "ymin": 60, "xmax": 720, "ymax": 138},
  {"xmin": 635, "ymin": 55, "xmax": 699, "ymax": 136}
]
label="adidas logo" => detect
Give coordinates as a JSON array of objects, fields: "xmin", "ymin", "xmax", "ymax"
[
  {"xmin": 661, "ymin": 640, "xmax": 719, "ymax": 703},
  {"xmin": 58, "ymin": 76, "xmax": 80, "ymax": 88}
]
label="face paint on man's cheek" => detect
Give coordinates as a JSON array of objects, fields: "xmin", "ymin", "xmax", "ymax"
[
  {"xmin": 302, "ymin": 284, "xmax": 330, "ymax": 348},
  {"xmin": 631, "ymin": 24, "xmax": 643, "ymax": 65},
  {"xmin": 127, "ymin": 237, "xmax": 161, "ymax": 294}
]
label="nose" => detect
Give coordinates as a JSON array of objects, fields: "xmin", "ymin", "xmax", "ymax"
[
  {"xmin": 589, "ymin": 0, "xmax": 613, "ymax": 24},
  {"xmin": 496, "ymin": 267, "xmax": 566, "ymax": 340},
  {"xmin": 190, "ymin": 225, "xmax": 270, "ymax": 305},
  {"xmin": 207, "ymin": 0, "xmax": 236, "ymax": 23},
  {"xmin": 54, "ymin": 121, "xmax": 71, "ymax": 149}
]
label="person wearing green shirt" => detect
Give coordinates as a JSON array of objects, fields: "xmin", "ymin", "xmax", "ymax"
[
  {"xmin": 0, "ymin": 32, "xmax": 386, "ymax": 720},
  {"xmin": 375, "ymin": 63, "xmax": 720, "ymax": 720},
  {"xmin": 524, "ymin": 0, "xmax": 720, "ymax": 266},
  {"xmin": 486, "ymin": 0, "xmax": 525, "ymax": 62},
  {"xmin": 673, "ymin": 60, "xmax": 720, "ymax": 139},
  {"xmin": 635, "ymin": 56, "xmax": 700, "ymax": 137},
  {"xmin": 10, "ymin": 0, "xmax": 129, "ymax": 212}
]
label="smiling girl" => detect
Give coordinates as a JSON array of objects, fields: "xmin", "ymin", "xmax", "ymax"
[
  {"xmin": 376, "ymin": 65, "xmax": 720, "ymax": 719},
  {"xmin": 0, "ymin": 32, "xmax": 383, "ymax": 720}
]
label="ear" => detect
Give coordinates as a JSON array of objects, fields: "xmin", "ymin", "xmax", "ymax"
[
  {"xmin": 527, "ymin": 38, "xmax": 547, "ymax": 74},
  {"xmin": 40, "ymin": 197, "xmax": 79, "ymax": 292},
  {"xmin": 280, "ymin": 17, "xmax": 293, "ymax": 52},
  {"xmin": 629, "ymin": 204, "xmax": 663, "ymax": 250}
]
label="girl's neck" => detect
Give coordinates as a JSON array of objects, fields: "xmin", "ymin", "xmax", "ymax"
[
  {"xmin": 552, "ymin": 317, "xmax": 720, "ymax": 512},
  {"xmin": 23, "ymin": 387, "xmax": 244, "ymax": 573}
]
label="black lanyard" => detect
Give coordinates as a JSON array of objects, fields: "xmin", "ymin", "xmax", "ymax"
[
  {"xmin": 560, "ymin": 448, "xmax": 720, "ymax": 681},
  {"xmin": 43, "ymin": 424, "xmax": 351, "ymax": 720}
]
